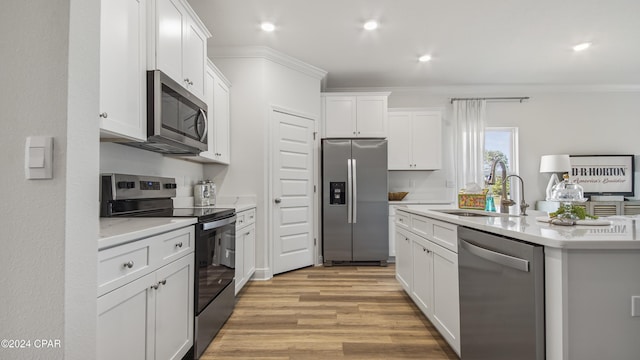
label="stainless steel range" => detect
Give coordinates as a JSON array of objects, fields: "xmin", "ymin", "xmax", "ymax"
[{"xmin": 100, "ymin": 173, "xmax": 236, "ymax": 359}]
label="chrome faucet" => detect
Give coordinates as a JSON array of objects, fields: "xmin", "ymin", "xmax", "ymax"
[{"xmin": 506, "ymin": 174, "xmax": 529, "ymax": 216}]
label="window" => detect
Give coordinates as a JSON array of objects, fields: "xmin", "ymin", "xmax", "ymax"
[{"xmin": 484, "ymin": 127, "xmax": 519, "ymax": 195}]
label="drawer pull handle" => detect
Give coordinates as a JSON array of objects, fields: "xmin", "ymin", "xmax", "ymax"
[
  {"xmin": 175, "ymin": 242, "xmax": 183, "ymax": 248},
  {"xmin": 123, "ymin": 261, "xmax": 134, "ymax": 269}
]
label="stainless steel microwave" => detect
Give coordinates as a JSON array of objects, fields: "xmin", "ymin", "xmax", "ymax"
[{"xmin": 119, "ymin": 70, "xmax": 208, "ymax": 155}]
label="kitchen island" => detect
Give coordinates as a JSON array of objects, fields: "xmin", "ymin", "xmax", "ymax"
[{"xmin": 395, "ymin": 205, "xmax": 640, "ymax": 360}]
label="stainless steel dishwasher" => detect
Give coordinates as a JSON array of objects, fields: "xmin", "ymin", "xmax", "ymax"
[{"xmin": 458, "ymin": 226, "xmax": 545, "ymax": 360}]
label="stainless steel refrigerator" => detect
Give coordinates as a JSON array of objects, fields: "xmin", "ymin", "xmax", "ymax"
[{"xmin": 322, "ymin": 139, "xmax": 388, "ymax": 266}]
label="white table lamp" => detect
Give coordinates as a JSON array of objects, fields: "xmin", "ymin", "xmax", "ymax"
[{"xmin": 540, "ymin": 154, "xmax": 571, "ymax": 200}]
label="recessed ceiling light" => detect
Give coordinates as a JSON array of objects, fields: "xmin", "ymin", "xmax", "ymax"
[
  {"xmin": 363, "ymin": 20, "xmax": 378, "ymax": 31},
  {"xmin": 261, "ymin": 22, "xmax": 275, "ymax": 32},
  {"xmin": 573, "ymin": 42, "xmax": 591, "ymax": 52},
  {"xmin": 418, "ymin": 54, "xmax": 432, "ymax": 62}
]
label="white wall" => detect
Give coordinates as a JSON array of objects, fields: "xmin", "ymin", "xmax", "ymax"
[
  {"xmin": 100, "ymin": 143, "xmax": 205, "ymax": 199},
  {"xmin": 204, "ymin": 51, "xmax": 323, "ymax": 277},
  {"xmin": 387, "ymin": 88, "xmax": 640, "ymax": 207},
  {"xmin": 1, "ymin": 0, "xmax": 100, "ymax": 359}
]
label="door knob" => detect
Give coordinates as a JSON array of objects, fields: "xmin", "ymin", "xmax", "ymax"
[{"xmin": 274, "ymin": 198, "xmax": 281, "ymax": 204}]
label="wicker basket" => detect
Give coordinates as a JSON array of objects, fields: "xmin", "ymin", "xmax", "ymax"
[{"xmin": 388, "ymin": 192, "xmax": 409, "ymax": 201}]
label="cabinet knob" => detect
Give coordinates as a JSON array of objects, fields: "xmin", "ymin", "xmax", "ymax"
[
  {"xmin": 245, "ymin": 231, "xmax": 251, "ymax": 236},
  {"xmin": 99, "ymin": 112, "xmax": 108, "ymax": 118},
  {"xmin": 353, "ymin": 131, "xmax": 356, "ymax": 135},
  {"xmin": 123, "ymin": 261, "xmax": 134, "ymax": 269},
  {"xmin": 150, "ymin": 283, "xmax": 159, "ymax": 290},
  {"xmin": 160, "ymin": 279, "xmax": 167, "ymax": 286},
  {"xmin": 274, "ymin": 198, "xmax": 282, "ymax": 204},
  {"xmin": 175, "ymin": 242, "xmax": 183, "ymax": 248},
  {"xmin": 357, "ymin": 131, "xmax": 361, "ymax": 135}
]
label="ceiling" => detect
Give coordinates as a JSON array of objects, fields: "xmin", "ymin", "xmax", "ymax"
[{"xmin": 187, "ymin": 0, "xmax": 640, "ymax": 90}]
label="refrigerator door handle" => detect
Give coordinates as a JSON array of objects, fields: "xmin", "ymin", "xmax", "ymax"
[
  {"xmin": 347, "ymin": 159, "xmax": 353, "ymax": 224},
  {"xmin": 352, "ymin": 158, "xmax": 357, "ymax": 223}
]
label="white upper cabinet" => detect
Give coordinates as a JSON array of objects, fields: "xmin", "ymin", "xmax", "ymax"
[
  {"xmin": 322, "ymin": 92, "xmax": 390, "ymax": 138},
  {"xmin": 186, "ymin": 60, "xmax": 231, "ymax": 164},
  {"xmin": 148, "ymin": 0, "xmax": 210, "ymax": 101},
  {"xmin": 388, "ymin": 109, "xmax": 442, "ymax": 170},
  {"xmin": 99, "ymin": 0, "xmax": 147, "ymax": 141}
]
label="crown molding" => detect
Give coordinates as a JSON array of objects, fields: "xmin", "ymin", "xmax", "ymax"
[
  {"xmin": 209, "ymin": 46, "xmax": 327, "ymax": 80},
  {"xmin": 324, "ymin": 84, "xmax": 640, "ymax": 94}
]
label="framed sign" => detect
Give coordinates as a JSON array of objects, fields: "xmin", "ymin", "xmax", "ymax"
[{"xmin": 569, "ymin": 155, "xmax": 635, "ymax": 197}]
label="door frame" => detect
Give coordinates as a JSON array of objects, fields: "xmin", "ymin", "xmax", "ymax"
[{"xmin": 267, "ymin": 104, "xmax": 320, "ymax": 277}]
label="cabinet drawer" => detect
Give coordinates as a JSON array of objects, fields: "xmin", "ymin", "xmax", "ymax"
[
  {"xmin": 396, "ymin": 212, "xmax": 410, "ymax": 228},
  {"xmin": 236, "ymin": 208, "xmax": 256, "ymax": 229},
  {"xmin": 430, "ymin": 219, "xmax": 458, "ymax": 253},
  {"xmin": 98, "ymin": 239, "xmax": 152, "ymax": 296},
  {"xmin": 157, "ymin": 227, "xmax": 194, "ymax": 263},
  {"xmin": 410, "ymin": 215, "xmax": 431, "ymax": 238}
]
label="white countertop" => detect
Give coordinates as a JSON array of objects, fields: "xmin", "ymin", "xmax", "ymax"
[
  {"xmin": 396, "ymin": 205, "xmax": 640, "ymax": 250},
  {"xmin": 389, "ymin": 199, "xmax": 454, "ymax": 206},
  {"xmin": 99, "ymin": 217, "xmax": 197, "ymax": 250}
]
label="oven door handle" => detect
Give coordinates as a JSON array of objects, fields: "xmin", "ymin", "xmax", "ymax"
[{"xmin": 202, "ymin": 215, "xmax": 237, "ymax": 231}]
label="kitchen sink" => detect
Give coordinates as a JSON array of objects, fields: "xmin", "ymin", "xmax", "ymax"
[{"xmin": 433, "ymin": 209, "xmax": 508, "ymax": 217}]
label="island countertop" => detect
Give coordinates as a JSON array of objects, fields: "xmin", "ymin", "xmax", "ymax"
[{"xmin": 395, "ymin": 205, "xmax": 640, "ymax": 250}]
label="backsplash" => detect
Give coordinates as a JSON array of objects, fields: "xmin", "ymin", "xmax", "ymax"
[
  {"xmin": 388, "ymin": 170, "xmax": 456, "ymax": 202},
  {"xmin": 100, "ymin": 142, "xmax": 204, "ymax": 198}
]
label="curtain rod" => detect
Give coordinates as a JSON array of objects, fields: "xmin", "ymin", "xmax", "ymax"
[{"xmin": 449, "ymin": 96, "xmax": 530, "ymax": 104}]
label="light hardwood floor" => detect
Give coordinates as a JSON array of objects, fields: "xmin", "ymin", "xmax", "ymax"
[{"xmin": 201, "ymin": 265, "xmax": 459, "ymax": 360}]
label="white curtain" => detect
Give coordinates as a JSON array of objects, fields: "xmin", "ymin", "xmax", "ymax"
[{"xmin": 454, "ymin": 99, "xmax": 487, "ymax": 190}]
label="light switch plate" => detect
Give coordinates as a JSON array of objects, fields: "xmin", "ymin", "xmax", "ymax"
[
  {"xmin": 632, "ymin": 296, "xmax": 640, "ymax": 317},
  {"xmin": 25, "ymin": 136, "xmax": 53, "ymax": 180}
]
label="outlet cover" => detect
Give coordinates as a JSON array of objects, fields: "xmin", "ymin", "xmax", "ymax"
[{"xmin": 632, "ymin": 296, "xmax": 640, "ymax": 317}]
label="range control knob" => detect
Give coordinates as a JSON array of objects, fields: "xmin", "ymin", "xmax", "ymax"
[
  {"xmin": 164, "ymin": 183, "xmax": 177, "ymax": 189},
  {"xmin": 117, "ymin": 181, "xmax": 135, "ymax": 189}
]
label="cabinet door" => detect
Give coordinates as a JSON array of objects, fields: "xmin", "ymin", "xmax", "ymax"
[
  {"xmin": 412, "ymin": 111, "xmax": 442, "ymax": 170},
  {"xmin": 234, "ymin": 227, "xmax": 245, "ymax": 295},
  {"xmin": 387, "ymin": 112, "xmax": 412, "ymax": 169},
  {"xmin": 213, "ymin": 77, "xmax": 230, "ymax": 163},
  {"xmin": 99, "ymin": 0, "xmax": 146, "ymax": 141},
  {"xmin": 411, "ymin": 241, "xmax": 434, "ymax": 317},
  {"xmin": 198, "ymin": 63, "xmax": 216, "ymax": 160},
  {"xmin": 97, "ymin": 272, "xmax": 155, "ymax": 360},
  {"xmin": 243, "ymin": 224, "xmax": 256, "ymax": 279},
  {"xmin": 324, "ymin": 96, "xmax": 356, "ymax": 137},
  {"xmin": 356, "ymin": 96, "xmax": 387, "ymax": 137},
  {"xmin": 432, "ymin": 245, "xmax": 460, "ymax": 354},
  {"xmin": 395, "ymin": 230, "xmax": 412, "ymax": 292},
  {"xmin": 156, "ymin": 0, "xmax": 184, "ymax": 83},
  {"xmin": 183, "ymin": 17, "xmax": 207, "ymax": 100},
  {"xmin": 154, "ymin": 255, "xmax": 194, "ymax": 360}
]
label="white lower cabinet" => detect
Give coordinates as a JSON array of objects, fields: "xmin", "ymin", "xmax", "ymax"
[
  {"xmin": 395, "ymin": 211, "xmax": 460, "ymax": 356},
  {"xmin": 411, "ymin": 238, "xmax": 433, "ymax": 317},
  {"xmin": 235, "ymin": 207, "xmax": 256, "ymax": 294},
  {"xmin": 97, "ymin": 226, "xmax": 195, "ymax": 360},
  {"xmin": 395, "ymin": 229, "xmax": 412, "ymax": 292}
]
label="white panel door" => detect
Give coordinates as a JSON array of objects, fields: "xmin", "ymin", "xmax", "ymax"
[
  {"xmin": 412, "ymin": 111, "xmax": 442, "ymax": 170},
  {"xmin": 412, "ymin": 240, "xmax": 434, "ymax": 317},
  {"xmin": 387, "ymin": 112, "xmax": 411, "ymax": 169},
  {"xmin": 272, "ymin": 110, "xmax": 315, "ymax": 274}
]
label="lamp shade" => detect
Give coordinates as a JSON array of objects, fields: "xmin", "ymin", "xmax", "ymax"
[{"xmin": 539, "ymin": 154, "xmax": 571, "ymax": 173}]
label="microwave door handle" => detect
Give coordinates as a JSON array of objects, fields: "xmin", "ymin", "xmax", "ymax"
[{"xmin": 197, "ymin": 109, "xmax": 208, "ymax": 142}]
